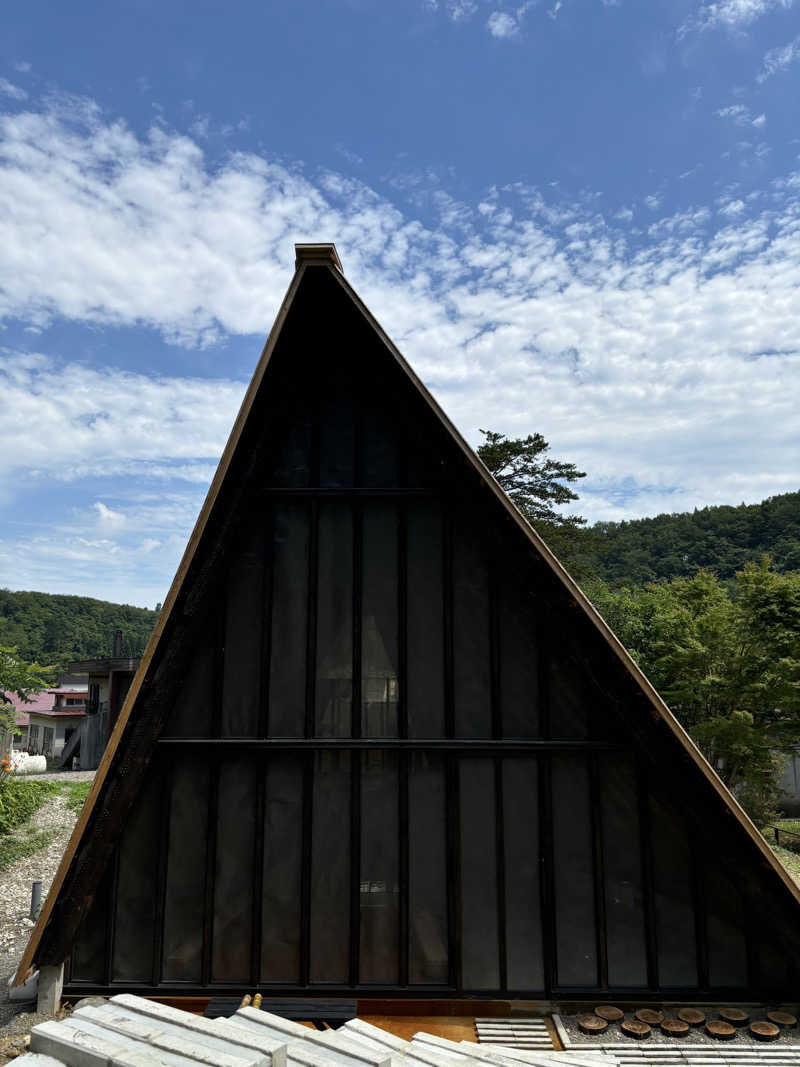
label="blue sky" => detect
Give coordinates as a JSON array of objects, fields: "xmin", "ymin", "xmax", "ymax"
[{"xmin": 1, "ymin": 0, "xmax": 799, "ymax": 606}]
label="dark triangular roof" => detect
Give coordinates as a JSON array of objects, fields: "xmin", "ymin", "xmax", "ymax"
[{"xmin": 16, "ymin": 242, "xmax": 800, "ymax": 986}]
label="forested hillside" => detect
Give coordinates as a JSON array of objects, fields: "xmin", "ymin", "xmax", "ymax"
[
  {"xmin": 0, "ymin": 589, "xmax": 158, "ymax": 667},
  {"xmin": 579, "ymin": 490, "xmax": 800, "ymax": 585}
]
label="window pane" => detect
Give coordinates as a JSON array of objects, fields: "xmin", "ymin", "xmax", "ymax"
[
  {"xmin": 552, "ymin": 754, "xmax": 597, "ymax": 987},
  {"xmin": 221, "ymin": 525, "xmax": 265, "ymax": 736},
  {"xmin": 599, "ymin": 754, "xmax": 648, "ymax": 988},
  {"xmin": 269, "ymin": 413, "xmax": 311, "ymax": 487},
  {"xmin": 650, "ymin": 790, "xmax": 698, "ymax": 987},
  {"xmin": 460, "ymin": 758, "xmax": 500, "ymax": 988},
  {"xmin": 360, "ymin": 751, "xmax": 399, "ymax": 983},
  {"xmin": 407, "ymin": 501, "xmax": 445, "ymax": 738},
  {"xmin": 71, "ymin": 864, "xmax": 113, "ymax": 983},
  {"xmin": 112, "ymin": 770, "xmax": 160, "ymax": 981},
  {"xmin": 453, "ymin": 527, "xmax": 491, "ymax": 738},
  {"xmin": 162, "ymin": 758, "xmax": 209, "ymax": 983},
  {"xmin": 310, "ymin": 751, "xmax": 351, "ymax": 981},
  {"xmin": 315, "ymin": 501, "xmax": 353, "ymax": 737},
  {"xmin": 498, "ymin": 578, "xmax": 539, "ymax": 738},
  {"xmin": 362, "ymin": 502, "xmax": 399, "ymax": 738},
  {"xmin": 212, "ymin": 758, "xmax": 256, "ymax": 982},
  {"xmin": 548, "ymin": 653, "xmax": 589, "ymax": 740},
  {"xmin": 269, "ymin": 501, "xmax": 309, "ymax": 737},
  {"xmin": 362, "ymin": 404, "xmax": 399, "ymax": 487},
  {"xmin": 261, "ymin": 756, "xmax": 303, "ymax": 982},
  {"xmin": 319, "ymin": 387, "xmax": 354, "ymax": 487},
  {"xmin": 163, "ymin": 643, "xmax": 214, "ymax": 738},
  {"xmin": 706, "ymin": 863, "xmax": 748, "ymax": 988},
  {"xmin": 409, "ymin": 753, "xmax": 448, "ymax": 984},
  {"xmin": 503, "ymin": 758, "xmax": 543, "ymax": 990}
]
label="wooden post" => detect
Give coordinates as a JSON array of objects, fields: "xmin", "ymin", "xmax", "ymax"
[{"xmin": 37, "ymin": 963, "xmax": 64, "ymax": 1016}]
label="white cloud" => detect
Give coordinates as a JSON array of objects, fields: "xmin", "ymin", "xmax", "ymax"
[
  {"xmin": 751, "ymin": 112, "xmax": 766, "ymax": 127},
  {"xmin": 0, "ymin": 353, "xmax": 244, "ymax": 482},
  {"xmin": 680, "ymin": 0, "xmax": 794, "ymax": 35},
  {"xmin": 716, "ymin": 103, "xmax": 749, "ymax": 123},
  {"xmin": 13, "ymin": 62, "xmax": 31, "ymax": 74},
  {"xmin": 0, "ymin": 79, "xmax": 27, "ymax": 102},
  {"xmin": 0, "ymin": 92, "xmax": 800, "ymax": 601},
  {"xmin": 758, "ymin": 34, "xmax": 800, "ymax": 80},
  {"xmin": 487, "ymin": 11, "xmax": 519, "ymax": 36}
]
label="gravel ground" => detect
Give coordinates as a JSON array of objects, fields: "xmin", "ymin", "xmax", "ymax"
[
  {"xmin": 21, "ymin": 770, "xmax": 96, "ymax": 783},
  {"xmin": 0, "ymin": 772, "xmax": 92, "ymax": 1056}
]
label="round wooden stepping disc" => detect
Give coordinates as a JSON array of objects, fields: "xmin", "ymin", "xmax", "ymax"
[
  {"xmin": 751, "ymin": 1021, "xmax": 781, "ymax": 1042},
  {"xmin": 635, "ymin": 1010, "xmax": 664, "ymax": 1025},
  {"xmin": 661, "ymin": 1019, "xmax": 690, "ymax": 1038},
  {"xmin": 677, "ymin": 1008, "xmax": 706, "ymax": 1026},
  {"xmin": 706, "ymin": 1020, "xmax": 736, "ymax": 1040},
  {"xmin": 720, "ymin": 1008, "xmax": 749, "ymax": 1027},
  {"xmin": 767, "ymin": 1011, "xmax": 797, "ymax": 1029},
  {"xmin": 578, "ymin": 1015, "xmax": 608, "ymax": 1035},
  {"xmin": 621, "ymin": 1020, "xmax": 651, "ymax": 1040},
  {"xmin": 595, "ymin": 1006, "xmax": 624, "ymax": 1022}
]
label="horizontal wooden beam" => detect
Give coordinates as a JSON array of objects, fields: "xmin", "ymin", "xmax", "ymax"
[{"xmin": 156, "ymin": 738, "xmax": 629, "ymax": 752}]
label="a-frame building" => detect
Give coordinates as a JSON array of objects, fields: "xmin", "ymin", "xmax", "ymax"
[{"xmin": 17, "ymin": 244, "xmax": 800, "ymax": 1006}]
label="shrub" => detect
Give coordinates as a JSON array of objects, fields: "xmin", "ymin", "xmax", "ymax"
[{"xmin": 0, "ymin": 778, "xmax": 59, "ymax": 835}]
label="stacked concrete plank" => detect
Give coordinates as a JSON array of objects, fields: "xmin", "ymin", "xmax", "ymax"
[
  {"xmin": 474, "ymin": 1020, "xmax": 554, "ymax": 1051},
  {"xmin": 14, "ymin": 998, "xmax": 800, "ymax": 1067}
]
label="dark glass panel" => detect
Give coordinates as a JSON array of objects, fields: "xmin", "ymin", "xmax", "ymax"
[
  {"xmin": 460, "ymin": 758, "xmax": 500, "ymax": 989},
  {"xmin": 310, "ymin": 750, "xmax": 351, "ymax": 982},
  {"xmin": 452, "ymin": 526, "xmax": 491, "ymax": 738},
  {"xmin": 162, "ymin": 641, "xmax": 214, "ymax": 738},
  {"xmin": 269, "ymin": 413, "xmax": 312, "ymax": 488},
  {"xmin": 650, "ymin": 791, "xmax": 699, "ymax": 987},
  {"xmin": 362, "ymin": 403, "xmax": 399, "ymax": 487},
  {"xmin": 408, "ymin": 752, "xmax": 448, "ymax": 984},
  {"xmin": 269, "ymin": 501, "xmax": 309, "ymax": 737},
  {"xmin": 406, "ymin": 501, "xmax": 445, "ymax": 738},
  {"xmin": 548, "ymin": 654, "xmax": 589, "ymax": 739},
  {"xmin": 498, "ymin": 578, "xmax": 539, "ymax": 738},
  {"xmin": 261, "ymin": 756, "xmax": 303, "ymax": 982},
  {"xmin": 503, "ymin": 758, "xmax": 544, "ymax": 990},
  {"xmin": 221, "ymin": 524, "xmax": 265, "ymax": 737},
  {"xmin": 706, "ymin": 864, "xmax": 747, "ymax": 988},
  {"xmin": 319, "ymin": 385, "xmax": 354, "ymax": 487},
  {"xmin": 71, "ymin": 863, "xmax": 113, "ymax": 982},
  {"xmin": 112, "ymin": 770, "xmax": 160, "ymax": 981},
  {"xmin": 361, "ymin": 502, "xmax": 399, "ymax": 738},
  {"xmin": 599, "ymin": 754, "xmax": 648, "ymax": 988},
  {"xmin": 360, "ymin": 751, "xmax": 399, "ymax": 983},
  {"xmin": 162, "ymin": 757, "xmax": 209, "ymax": 982},
  {"xmin": 315, "ymin": 501, "xmax": 353, "ymax": 737},
  {"xmin": 552, "ymin": 754, "xmax": 597, "ymax": 987},
  {"xmin": 212, "ymin": 758, "xmax": 256, "ymax": 982}
]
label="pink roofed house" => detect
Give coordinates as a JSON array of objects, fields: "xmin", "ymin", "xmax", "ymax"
[{"xmin": 4, "ymin": 675, "xmax": 88, "ymax": 759}]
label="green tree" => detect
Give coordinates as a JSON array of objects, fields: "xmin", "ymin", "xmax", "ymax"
[
  {"xmin": 585, "ymin": 564, "xmax": 800, "ymax": 824},
  {"xmin": 477, "ymin": 430, "xmax": 587, "ymax": 528},
  {"xmin": 0, "ymin": 645, "xmax": 54, "ymax": 739}
]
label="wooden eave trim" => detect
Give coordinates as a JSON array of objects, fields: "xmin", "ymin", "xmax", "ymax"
[
  {"xmin": 16, "ymin": 254, "xmax": 800, "ymax": 986},
  {"xmin": 325, "ymin": 266, "xmax": 800, "ymax": 911},
  {"xmin": 13, "ymin": 264, "xmax": 309, "ymax": 986}
]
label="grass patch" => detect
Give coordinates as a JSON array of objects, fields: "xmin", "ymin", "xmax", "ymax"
[
  {"xmin": 0, "ymin": 779, "xmax": 60, "ymax": 836},
  {"xmin": 61, "ymin": 780, "xmax": 92, "ymax": 814},
  {"xmin": 0, "ymin": 828, "xmax": 57, "ymax": 872},
  {"xmin": 771, "ymin": 843, "xmax": 800, "ymax": 887}
]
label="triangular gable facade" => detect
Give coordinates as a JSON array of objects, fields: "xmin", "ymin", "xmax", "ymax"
[{"xmin": 18, "ymin": 244, "xmax": 800, "ymax": 1001}]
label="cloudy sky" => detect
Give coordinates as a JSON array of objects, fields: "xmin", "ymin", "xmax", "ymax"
[{"xmin": 1, "ymin": 0, "xmax": 799, "ymax": 607}]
